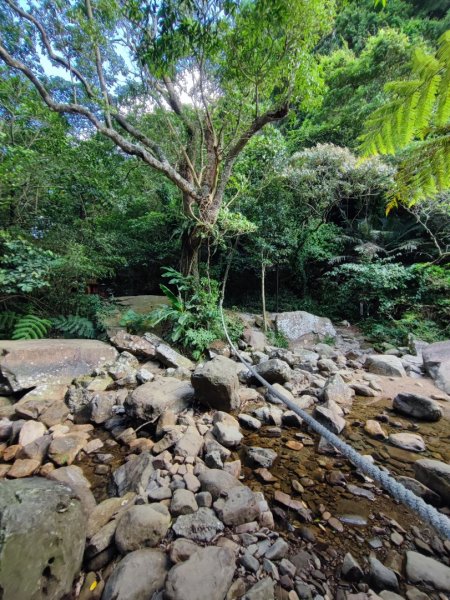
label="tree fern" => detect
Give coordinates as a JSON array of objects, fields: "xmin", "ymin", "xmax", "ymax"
[
  {"xmin": 12, "ymin": 315, "xmax": 52, "ymax": 340},
  {"xmin": 361, "ymin": 31, "xmax": 450, "ymax": 209},
  {"xmin": 52, "ymin": 315, "xmax": 96, "ymax": 339}
]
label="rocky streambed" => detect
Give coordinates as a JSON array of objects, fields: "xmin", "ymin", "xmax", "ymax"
[{"xmin": 0, "ymin": 315, "xmax": 450, "ymax": 600}]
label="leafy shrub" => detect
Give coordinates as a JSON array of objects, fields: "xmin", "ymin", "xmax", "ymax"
[
  {"xmin": 148, "ymin": 268, "xmax": 243, "ymax": 360},
  {"xmin": 326, "ymin": 259, "xmax": 413, "ymax": 319},
  {"xmin": 267, "ymin": 329, "xmax": 289, "ymax": 349},
  {"xmin": 0, "ymin": 235, "xmax": 58, "ymax": 295}
]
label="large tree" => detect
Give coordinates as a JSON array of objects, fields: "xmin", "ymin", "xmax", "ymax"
[{"xmin": 0, "ymin": 0, "xmax": 335, "ymax": 275}]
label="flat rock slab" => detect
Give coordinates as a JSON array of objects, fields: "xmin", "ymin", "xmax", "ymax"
[{"xmin": 0, "ymin": 339, "xmax": 118, "ymax": 391}]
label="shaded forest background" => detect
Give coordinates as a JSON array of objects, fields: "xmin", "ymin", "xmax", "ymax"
[{"xmin": 1, "ymin": 0, "xmax": 449, "ymax": 350}]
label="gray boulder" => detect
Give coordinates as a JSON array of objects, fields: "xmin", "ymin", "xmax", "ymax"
[
  {"xmin": 154, "ymin": 341, "xmax": 194, "ymax": 370},
  {"xmin": 393, "ymin": 392, "xmax": 442, "ymax": 421},
  {"xmin": 192, "ymin": 356, "xmax": 241, "ymax": 412},
  {"xmin": 212, "ymin": 422, "xmax": 243, "ymax": 448},
  {"xmin": 369, "ymin": 555, "xmax": 399, "ymax": 592},
  {"xmin": 365, "ymin": 355, "xmax": 406, "ymax": 377},
  {"xmin": 0, "ymin": 339, "xmax": 117, "ymax": 392},
  {"xmin": 389, "ymin": 433, "xmax": 425, "ymax": 452},
  {"xmin": 90, "ymin": 391, "xmax": 121, "ymax": 424},
  {"xmin": 102, "ymin": 548, "xmax": 169, "ymax": 600},
  {"xmin": 170, "ymin": 489, "xmax": 198, "ymax": 516},
  {"xmin": 110, "ymin": 330, "xmax": 157, "ymax": 358},
  {"xmin": 48, "ymin": 465, "xmax": 96, "ymax": 518},
  {"xmin": 111, "ymin": 452, "xmax": 154, "ymax": 496},
  {"xmin": 406, "ymin": 551, "xmax": 450, "ymax": 592},
  {"xmin": 220, "ymin": 485, "xmax": 260, "ymax": 526},
  {"xmin": 243, "ymin": 446, "xmax": 277, "ymax": 468},
  {"xmin": 423, "ymin": 340, "xmax": 450, "ymax": 394},
  {"xmin": 275, "ymin": 311, "xmax": 336, "ymax": 347},
  {"xmin": 253, "ymin": 359, "xmax": 292, "ymax": 384},
  {"xmin": 0, "ymin": 478, "xmax": 85, "ymax": 600},
  {"xmin": 198, "ymin": 468, "xmax": 242, "ymax": 499},
  {"xmin": 313, "ymin": 404, "xmax": 346, "ymax": 434},
  {"xmin": 323, "ymin": 374, "xmax": 354, "ymax": 407},
  {"xmin": 125, "ymin": 377, "xmax": 194, "ymax": 420},
  {"xmin": 397, "ymin": 476, "xmax": 441, "ymax": 506},
  {"xmin": 244, "ymin": 577, "xmax": 275, "ymax": 600},
  {"xmin": 165, "ymin": 546, "xmax": 235, "ymax": 600},
  {"xmin": 115, "ymin": 503, "xmax": 171, "ymax": 553},
  {"xmin": 414, "ymin": 459, "xmax": 450, "ymax": 501},
  {"xmin": 172, "ymin": 507, "xmax": 224, "ymax": 543}
]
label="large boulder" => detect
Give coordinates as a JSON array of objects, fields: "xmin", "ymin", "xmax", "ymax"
[
  {"xmin": 165, "ymin": 546, "xmax": 235, "ymax": 600},
  {"xmin": 393, "ymin": 392, "xmax": 442, "ymax": 421},
  {"xmin": 101, "ymin": 548, "xmax": 170, "ymax": 600},
  {"xmin": 414, "ymin": 459, "xmax": 450, "ymax": 501},
  {"xmin": 365, "ymin": 355, "xmax": 406, "ymax": 377},
  {"xmin": 423, "ymin": 341, "xmax": 450, "ymax": 394},
  {"xmin": 191, "ymin": 356, "xmax": 241, "ymax": 412},
  {"xmin": 275, "ymin": 311, "xmax": 336, "ymax": 347},
  {"xmin": 125, "ymin": 377, "xmax": 194, "ymax": 420},
  {"xmin": 0, "ymin": 339, "xmax": 118, "ymax": 392},
  {"xmin": 0, "ymin": 477, "xmax": 85, "ymax": 600}
]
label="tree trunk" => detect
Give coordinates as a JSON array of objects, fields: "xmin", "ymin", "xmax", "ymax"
[
  {"xmin": 261, "ymin": 257, "xmax": 267, "ymax": 332},
  {"xmin": 180, "ymin": 226, "xmax": 202, "ymax": 278}
]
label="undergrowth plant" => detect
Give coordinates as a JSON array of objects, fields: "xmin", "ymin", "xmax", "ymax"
[
  {"xmin": 146, "ymin": 267, "xmax": 243, "ymax": 360},
  {"xmin": 0, "ymin": 313, "xmax": 52, "ymax": 340}
]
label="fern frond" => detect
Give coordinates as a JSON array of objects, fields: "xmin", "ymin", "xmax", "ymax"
[
  {"xmin": 12, "ymin": 315, "xmax": 51, "ymax": 340},
  {"xmin": 52, "ymin": 315, "xmax": 96, "ymax": 339},
  {"xmin": 362, "ymin": 30, "xmax": 450, "ymax": 204}
]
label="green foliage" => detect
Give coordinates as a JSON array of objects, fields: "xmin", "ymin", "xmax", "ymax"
[
  {"xmin": 327, "ymin": 260, "xmax": 413, "ymax": 318},
  {"xmin": 267, "ymin": 329, "xmax": 289, "ymax": 349},
  {"xmin": 148, "ymin": 268, "xmax": 243, "ymax": 360},
  {"xmin": 0, "ymin": 235, "xmax": 58, "ymax": 295},
  {"xmin": 0, "ymin": 311, "xmax": 17, "ymax": 339},
  {"xmin": 291, "ymin": 29, "xmax": 413, "ymax": 149},
  {"xmin": 361, "ymin": 30, "xmax": 450, "ymax": 206},
  {"xmin": 51, "ymin": 315, "xmax": 96, "ymax": 339},
  {"xmin": 11, "ymin": 314, "xmax": 51, "ymax": 340}
]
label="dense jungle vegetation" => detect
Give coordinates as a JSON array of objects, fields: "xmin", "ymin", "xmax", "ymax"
[{"xmin": 0, "ymin": 0, "xmax": 449, "ymax": 355}]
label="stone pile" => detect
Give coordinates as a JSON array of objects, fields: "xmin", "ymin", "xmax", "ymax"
[{"xmin": 0, "ymin": 318, "xmax": 449, "ymax": 600}]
